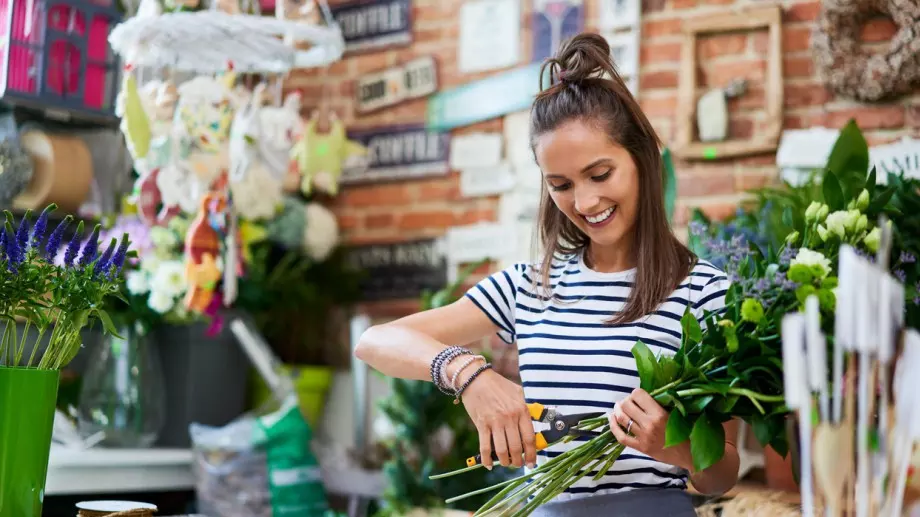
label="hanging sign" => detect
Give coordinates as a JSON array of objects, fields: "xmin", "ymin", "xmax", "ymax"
[
  {"xmin": 342, "ymin": 124, "xmax": 451, "ymax": 184},
  {"xmin": 346, "ymin": 238, "xmax": 448, "ymax": 301},
  {"xmin": 426, "ymin": 63, "xmax": 545, "ymax": 131},
  {"xmin": 870, "ymin": 136, "xmax": 920, "ymax": 180},
  {"xmin": 331, "ymin": 0, "xmax": 412, "ymax": 53},
  {"xmin": 356, "ymin": 56, "xmax": 438, "ymax": 114},
  {"xmin": 532, "ymin": 0, "xmax": 584, "ymax": 63}
]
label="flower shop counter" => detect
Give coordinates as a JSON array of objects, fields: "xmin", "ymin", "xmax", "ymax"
[{"xmin": 45, "ymin": 448, "xmax": 195, "ymax": 495}]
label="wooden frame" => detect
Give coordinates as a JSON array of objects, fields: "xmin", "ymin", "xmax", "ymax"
[{"xmin": 674, "ymin": 5, "xmax": 783, "ymax": 160}]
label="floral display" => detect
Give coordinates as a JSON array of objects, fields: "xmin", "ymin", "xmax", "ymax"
[
  {"xmin": 0, "ymin": 205, "xmax": 128, "ymax": 370},
  {"xmin": 431, "ymin": 120, "xmax": 912, "ymax": 516}
]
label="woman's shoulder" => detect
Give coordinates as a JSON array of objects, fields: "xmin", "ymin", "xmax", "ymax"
[{"xmin": 688, "ymin": 258, "xmax": 728, "ymax": 283}]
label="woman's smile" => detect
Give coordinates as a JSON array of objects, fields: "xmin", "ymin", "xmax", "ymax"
[{"xmin": 582, "ymin": 205, "xmax": 617, "ymax": 227}]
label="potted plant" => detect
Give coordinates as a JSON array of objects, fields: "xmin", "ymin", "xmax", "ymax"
[{"xmin": 0, "ymin": 204, "xmax": 128, "ymax": 517}]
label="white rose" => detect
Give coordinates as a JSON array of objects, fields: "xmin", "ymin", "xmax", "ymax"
[
  {"xmin": 147, "ymin": 288, "xmax": 175, "ymax": 314},
  {"xmin": 790, "ymin": 248, "xmax": 832, "ymax": 279},
  {"xmin": 150, "ymin": 226, "xmax": 179, "ymax": 250},
  {"xmin": 302, "ymin": 202, "xmax": 340, "ymax": 262},
  {"xmin": 125, "ymin": 271, "xmax": 150, "ymax": 295},
  {"xmin": 151, "ymin": 259, "xmax": 187, "ymax": 298},
  {"xmin": 141, "ymin": 254, "xmax": 163, "ymax": 274},
  {"xmin": 824, "ymin": 210, "xmax": 850, "ymax": 239}
]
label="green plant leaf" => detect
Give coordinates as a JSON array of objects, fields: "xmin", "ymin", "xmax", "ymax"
[
  {"xmin": 690, "ymin": 412, "xmax": 726, "ymax": 472},
  {"xmin": 714, "ymin": 394, "xmax": 740, "ymax": 413},
  {"xmin": 782, "ymin": 206, "xmax": 794, "ymax": 229},
  {"xmin": 657, "ymin": 356, "xmax": 682, "ymax": 387},
  {"xmin": 868, "ymin": 186, "xmax": 895, "ymax": 215},
  {"xmin": 866, "ymin": 166, "xmax": 877, "ymax": 196},
  {"xmin": 681, "ymin": 308, "xmax": 703, "ymax": 344},
  {"xmin": 666, "ymin": 410, "xmax": 694, "ymax": 447},
  {"xmin": 631, "ymin": 340, "xmax": 659, "ymax": 392},
  {"xmin": 826, "ymin": 119, "xmax": 869, "ymax": 196},
  {"xmin": 668, "ymin": 390, "xmax": 687, "ymax": 415},
  {"xmin": 822, "ymin": 171, "xmax": 845, "ymax": 210},
  {"xmin": 687, "ymin": 394, "xmax": 716, "ymax": 413}
]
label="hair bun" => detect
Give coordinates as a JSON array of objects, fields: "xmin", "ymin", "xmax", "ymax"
[{"xmin": 555, "ymin": 33, "xmax": 615, "ymax": 83}]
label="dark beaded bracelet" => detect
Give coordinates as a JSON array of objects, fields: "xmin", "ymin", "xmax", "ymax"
[
  {"xmin": 454, "ymin": 362, "xmax": 492, "ymax": 405},
  {"xmin": 431, "ymin": 346, "xmax": 471, "ymax": 396}
]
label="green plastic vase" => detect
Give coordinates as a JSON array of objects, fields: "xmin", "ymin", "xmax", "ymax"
[{"xmin": 0, "ymin": 366, "xmax": 60, "ymax": 517}]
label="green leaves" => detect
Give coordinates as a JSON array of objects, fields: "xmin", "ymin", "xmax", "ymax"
[
  {"xmin": 665, "ymin": 411, "xmax": 693, "ymax": 448},
  {"xmin": 681, "ymin": 307, "xmax": 703, "ymax": 345},
  {"xmin": 690, "ymin": 412, "xmax": 725, "ymax": 472},
  {"xmin": 826, "ymin": 119, "xmax": 870, "ymax": 198},
  {"xmin": 631, "ymin": 340, "xmax": 659, "ymax": 392},
  {"xmin": 822, "ymin": 171, "xmax": 845, "ymax": 211}
]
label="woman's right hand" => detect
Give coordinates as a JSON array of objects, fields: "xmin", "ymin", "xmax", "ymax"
[{"xmin": 459, "ymin": 368, "xmax": 537, "ymax": 470}]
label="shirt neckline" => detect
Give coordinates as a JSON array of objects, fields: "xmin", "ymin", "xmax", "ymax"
[{"xmin": 576, "ymin": 249, "xmax": 637, "ymax": 281}]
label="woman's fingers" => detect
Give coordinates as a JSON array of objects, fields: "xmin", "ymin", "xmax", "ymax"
[
  {"xmin": 492, "ymin": 425, "xmax": 511, "ymax": 467},
  {"xmin": 478, "ymin": 425, "xmax": 494, "ymax": 470},
  {"xmin": 505, "ymin": 422, "xmax": 525, "ymax": 468},
  {"xmin": 609, "ymin": 411, "xmax": 641, "ymax": 450},
  {"xmin": 631, "ymin": 388, "xmax": 667, "ymax": 419},
  {"xmin": 621, "ymin": 398, "xmax": 651, "ymax": 429},
  {"xmin": 518, "ymin": 413, "xmax": 538, "ymax": 468}
]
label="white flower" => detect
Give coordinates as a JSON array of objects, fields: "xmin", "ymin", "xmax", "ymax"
[
  {"xmin": 147, "ymin": 289, "xmax": 175, "ymax": 314},
  {"xmin": 141, "ymin": 254, "xmax": 163, "ymax": 274},
  {"xmin": 372, "ymin": 414, "xmax": 396, "ymax": 441},
  {"xmin": 824, "ymin": 210, "xmax": 851, "ymax": 239},
  {"xmin": 125, "ymin": 271, "xmax": 150, "ymax": 295},
  {"xmin": 864, "ymin": 227, "xmax": 881, "ymax": 252},
  {"xmin": 150, "ymin": 226, "xmax": 179, "ymax": 250},
  {"xmin": 791, "ymin": 248, "xmax": 832, "ymax": 279},
  {"xmin": 302, "ymin": 202, "xmax": 340, "ymax": 262},
  {"xmin": 151, "ymin": 260, "xmax": 187, "ymax": 298}
]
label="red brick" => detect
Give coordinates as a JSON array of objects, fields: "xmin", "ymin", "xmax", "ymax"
[
  {"xmin": 701, "ymin": 0, "xmax": 733, "ymax": 5},
  {"xmin": 906, "ymin": 105, "xmax": 920, "ymax": 129},
  {"xmin": 640, "ymin": 70, "xmax": 679, "ymax": 89},
  {"xmin": 727, "ymin": 87, "xmax": 765, "ymax": 111},
  {"xmin": 737, "ymin": 169, "xmax": 780, "ymax": 190},
  {"xmin": 641, "ymin": 42, "xmax": 682, "ymax": 65},
  {"xmin": 728, "ymin": 117, "xmax": 754, "ymax": 139},
  {"xmin": 365, "ymin": 213, "xmax": 395, "ymax": 229},
  {"xmin": 785, "ymin": 2, "xmax": 821, "ymax": 23},
  {"xmin": 385, "ymin": 99, "xmax": 429, "ymax": 122},
  {"xmin": 825, "ymin": 106, "xmax": 905, "ymax": 131},
  {"xmin": 785, "ymin": 84, "xmax": 833, "ymax": 108},
  {"xmin": 643, "ymin": 0, "xmax": 668, "ymax": 12},
  {"xmin": 341, "ymin": 184, "xmax": 412, "ymax": 207},
  {"xmin": 860, "ymin": 17, "xmax": 898, "ymax": 43},
  {"xmin": 699, "ymin": 59, "xmax": 766, "ymax": 89},
  {"xmin": 735, "ymin": 154, "xmax": 778, "ymax": 167},
  {"xmin": 417, "ymin": 176, "xmax": 460, "ymax": 201},
  {"xmin": 458, "ymin": 208, "xmax": 496, "ymax": 225},
  {"xmin": 676, "ymin": 201, "xmax": 741, "ymax": 227},
  {"xmin": 354, "ymin": 53, "xmax": 388, "ymax": 75},
  {"xmin": 398, "ymin": 210, "xmax": 456, "ymax": 230},
  {"xmin": 673, "ymin": 0, "xmax": 696, "ymax": 9},
  {"xmin": 784, "ymin": 56, "xmax": 814, "ymax": 78},
  {"xmin": 338, "ymin": 214, "xmax": 360, "ymax": 230},
  {"xmin": 783, "ymin": 115, "xmax": 806, "ymax": 129},
  {"xmin": 783, "ymin": 26, "xmax": 812, "ymax": 52},
  {"xmin": 640, "ymin": 95, "xmax": 677, "ymax": 118},
  {"xmin": 642, "ymin": 18, "xmax": 682, "ymax": 38},
  {"xmin": 697, "ymin": 34, "xmax": 748, "ymax": 59},
  {"xmin": 677, "ymin": 168, "xmax": 735, "ymax": 197}
]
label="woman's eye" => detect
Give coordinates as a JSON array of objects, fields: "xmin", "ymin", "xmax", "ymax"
[
  {"xmin": 549, "ymin": 183, "xmax": 571, "ymax": 192},
  {"xmin": 591, "ymin": 170, "xmax": 612, "ymax": 182}
]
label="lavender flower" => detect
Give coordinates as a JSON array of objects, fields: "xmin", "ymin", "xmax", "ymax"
[
  {"xmin": 111, "ymin": 233, "xmax": 130, "ymax": 273},
  {"xmin": 63, "ymin": 221, "xmax": 85, "ymax": 267},
  {"xmin": 15, "ymin": 216, "xmax": 29, "ymax": 251},
  {"xmin": 689, "ymin": 220, "xmax": 708, "ymax": 237},
  {"xmin": 779, "ymin": 246, "xmax": 796, "ymax": 266},
  {"xmin": 0, "ymin": 227, "xmax": 5, "ymax": 253},
  {"xmin": 900, "ymin": 251, "xmax": 917, "ymax": 264},
  {"xmin": 44, "ymin": 216, "xmax": 71, "ymax": 261},
  {"xmin": 93, "ymin": 238, "xmax": 117, "ymax": 278},
  {"xmin": 895, "ymin": 269, "xmax": 907, "ymax": 283},
  {"xmin": 78, "ymin": 225, "xmax": 101, "ymax": 268},
  {"xmin": 30, "ymin": 205, "xmax": 53, "ymax": 250},
  {"xmin": 4, "ymin": 223, "xmax": 22, "ymax": 272}
]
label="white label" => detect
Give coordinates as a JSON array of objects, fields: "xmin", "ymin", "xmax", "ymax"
[
  {"xmin": 460, "ymin": 162, "xmax": 516, "ymax": 198},
  {"xmin": 449, "ymin": 132, "xmax": 504, "ymax": 169},
  {"xmin": 599, "ymin": 0, "xmax": 640, "ymax": 31},
  {"xmin": 871, "ymin": 136, "xmax": 920, "ymax": 181},
  {"xmin": 446, "ymin": 222, "xmax": 517, "ymax": 263},
  {"xmin": 270, "ymin": 466, "xmax": 324, "ymax": 486},
  {"xmin": 356, "ymin": 56, "xmax": 438, "ymax": 113},
  {"xmin": 459, "ymin": 0, "xmax": 521, "ymax": 73}
]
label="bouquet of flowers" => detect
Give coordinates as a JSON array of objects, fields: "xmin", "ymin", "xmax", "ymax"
[
  {"xmin": 0, "ymin": 204, "xmax": 129, "ymax": 370},
  {"xmin": 430, "ymin": 120, "xmax": 904, "ymax": 516}
]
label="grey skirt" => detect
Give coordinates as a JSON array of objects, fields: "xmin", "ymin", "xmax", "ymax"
[{"xmin": 529, "ymin": 488, "xmax": 696, "ymax": 517}]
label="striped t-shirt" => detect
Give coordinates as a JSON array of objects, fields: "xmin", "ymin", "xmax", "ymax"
[{"xmin": 464, "ymin": 251, "xmax": 730, "ymax": 502}]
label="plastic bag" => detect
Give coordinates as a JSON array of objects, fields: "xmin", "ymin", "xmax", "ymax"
[{"xmin": 190, "ymin": 395, "xmax": 329, "ymax": 517}]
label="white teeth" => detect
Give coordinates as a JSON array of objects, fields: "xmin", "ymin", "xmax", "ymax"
[{"xmin": 585, "ymin": 207, "xmax": 615, "ymax": 224}]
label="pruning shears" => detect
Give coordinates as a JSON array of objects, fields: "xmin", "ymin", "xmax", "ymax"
[{"xmin": 466, "ymin": 402, "xmax": 606, "ymax": 468}]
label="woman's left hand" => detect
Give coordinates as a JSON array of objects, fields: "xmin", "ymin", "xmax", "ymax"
[{"xmin": 609, "ymin": 388, "xmax": 691, "ymax": 471}]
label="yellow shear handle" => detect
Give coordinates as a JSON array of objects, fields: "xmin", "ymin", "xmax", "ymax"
[
  {"xmin": 465, "ymin": 432, "xmax": 551, "ymax": 467},
  {"xmin": 527, "ymin": 402, "xmax": 545, "ymax": 421}
]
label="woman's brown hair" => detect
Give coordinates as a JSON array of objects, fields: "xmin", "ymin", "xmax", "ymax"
[{"xmin": 530, "ymin": 32, "xmax": 695, "ymax": 324}]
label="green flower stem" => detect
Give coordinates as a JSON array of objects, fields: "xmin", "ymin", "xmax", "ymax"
[
  {"xmin": 15, "ymin": 318, "xmax": 31, "ymax": 365},
  {"xmin": 429, "ymin": 464, "xmax": 483, "ymax": 480},
  {"xmin": 25, "ymin": 326, "xmax": 46, "ymax": 368}
]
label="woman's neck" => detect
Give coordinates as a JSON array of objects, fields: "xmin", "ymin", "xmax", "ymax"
[{"xmin": 585, "ymin": 243, "xmax": 636, "ymax": 273}]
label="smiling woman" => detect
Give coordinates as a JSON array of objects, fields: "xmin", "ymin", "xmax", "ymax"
[{"xmin": 353, "ymin": 32, "xmax": 738, "ymax": 517}]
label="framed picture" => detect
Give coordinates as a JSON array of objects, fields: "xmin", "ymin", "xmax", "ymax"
[{"xmin": 599, "ymin": 0, "xmax": 640, "ymax": 31}]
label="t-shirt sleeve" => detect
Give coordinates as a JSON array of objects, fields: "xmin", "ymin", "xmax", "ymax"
[
  {"xmin": 463, "ymin": 263, "xmax": 524, "ymax": 344},
  {"xmin": 692, "ymin": 267, "xmax": 731, "ymax": 323}
]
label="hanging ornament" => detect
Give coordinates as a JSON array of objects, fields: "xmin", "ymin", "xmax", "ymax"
[
  {"xmin": 228, "ymin": 83, "xmax": 284, "ymax": 220},
  {"xmin": 290, "ymin": 109, "xmax": 368, "ymax": 197}
]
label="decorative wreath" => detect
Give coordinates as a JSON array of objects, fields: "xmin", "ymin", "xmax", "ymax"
[{"xmin": 811, "ymin": 0, "xmax": 920, "ymax": 102}]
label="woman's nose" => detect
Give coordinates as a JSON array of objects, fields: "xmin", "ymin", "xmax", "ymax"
[{"xmin": 574, "ymin": 187, "xmax": 601, "ymax": 215}]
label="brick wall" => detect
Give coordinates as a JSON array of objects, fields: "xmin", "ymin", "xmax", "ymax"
[{"xmin": 289, "ymin": 0, "xmax": 914, "ymax": 307}]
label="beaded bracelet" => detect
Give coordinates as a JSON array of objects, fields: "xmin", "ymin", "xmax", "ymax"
[
  {"xmin": 454, "ymin": 362, "xmax": 493, "ymax": 405},
  {"xmin": 449, "ymin": 354, "xmax": 486, "ymax": 391},
  {"xmin": 431, "ymin": 346, "xmax": 471, "ymax": 396}
]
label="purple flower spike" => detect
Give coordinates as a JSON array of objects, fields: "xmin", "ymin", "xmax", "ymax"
[
  {"xmin": 111, "ymin": 233, "xmax": 130, "ymax": 273},
  {"xmin": 0, "ymin": 228, "xmax": 5, "ymax": 253},
  {"xmin": 44, "ymin": 216, "xmax": 71, "ymax": 261},
  {"xmin": 895, "ymin": 269, "xmax": 907, "ymax": 283},
  {"xmin": 30, "ymin": 204, "xmax": 54, "ymax": 249},
  {"xmin": 4, "ymin": 223, "xmax": 21, "ymax": 272},
  {"xmin": 15, "ymin": 217, "xmax": 29, "ymax": 251},
  {"xmin": 79, "ymin": 225, "xmax": 101, "ymax": 268},
  {"xmin": 63, "ymin": 221, "xmax": 85, "ymax": 267},
  {"xmin": 900, "ymin": 251, "xmax": 917, "ymax": 264},
  {"xmin": 94, "ymin": 238, "xmax": 117, "ymax": 278}
]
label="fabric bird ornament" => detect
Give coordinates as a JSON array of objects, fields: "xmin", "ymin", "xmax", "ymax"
[{"xmin": 290, "ymin": 110, "xmax": 368, "ymax": 197}]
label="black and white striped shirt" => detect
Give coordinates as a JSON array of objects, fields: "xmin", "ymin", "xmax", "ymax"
[{"xmin": 464, "ymin": 251, "xmax": 730, "ymax": 502}]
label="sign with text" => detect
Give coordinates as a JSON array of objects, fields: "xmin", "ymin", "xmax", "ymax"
[
  {"xmin": 342, "ymin": 124, "xmax": 451, "ymax": 184},
  {"xmin": 356, "ymin": 56, "xmax": 438, "ymax": 113},
  {"xmin": 346, "ymin": 238, "xmax": 448, "ymax": 301},
  {"xmin": 871, "ymin": 136, "xmax": 920, "ymax": 181},
  {"xmin": 331, "ymin": 0, "xmax": 412, "ymax": 53}
]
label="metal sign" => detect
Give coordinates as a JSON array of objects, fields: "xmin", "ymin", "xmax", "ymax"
[
  {"xmin": 345, "ymin": 238, "xmax": 448, "ymax": 301},
  {"xmin": 356, "ymin": 56, "xmax": 438, "ymax": 114},
  {"xmin": 342, "ymin": 124, "xmax": 451, "ymax": 184},
  {"xmin": 331, "ymin": 0, "xmax": 413, "ymax": 53}
]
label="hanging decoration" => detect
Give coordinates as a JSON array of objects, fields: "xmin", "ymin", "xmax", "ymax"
[
  {"xmin": 811, "ymin": 0, "xmax": 920, "ymax": 102},
  {"xmin": 108, "ymin": 0, "xmax": 347, "ymax": 318}
]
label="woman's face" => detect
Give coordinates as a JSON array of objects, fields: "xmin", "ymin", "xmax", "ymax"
[{"xmin": 534, "ymin": 120, "xmax": 640, "ymax": 251}]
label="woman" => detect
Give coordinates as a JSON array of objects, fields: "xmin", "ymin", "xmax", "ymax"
[{"xmin": 354, "ymin": 33, "xmax": 739, "ymax": 516}]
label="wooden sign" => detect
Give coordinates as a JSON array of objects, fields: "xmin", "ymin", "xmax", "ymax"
[
  {"xmin": 331, "ymin": 0, "xmax": 412, "ymax": 53},
  {"xmin": 356, "ymin": 56, "xmax": 438, "ymax": 114},
  {"xmin": 426, "ymin": 63, "xmax": 544, "ymax": 131},
  {"xmin": 341, "ymin": 124, "xmax": 451, "ymax": 184},
  {"xmin": 346, "ymin": 238, "xmax": 448, "ymax": 301}
]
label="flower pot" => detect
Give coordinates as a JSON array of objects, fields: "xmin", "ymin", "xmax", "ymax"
[
  {"xmin": 0, "ymin": 366, "xmax": 60, "ymax": 517},
  {"xmin": 251, "ymin": 364, "xmax": 333, "ymax": 427}
]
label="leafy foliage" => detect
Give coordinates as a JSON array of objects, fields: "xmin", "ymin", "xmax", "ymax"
[
  {"xmin": 0, "ymin": 205, "xmax": 130, "ymax": 370},
  {"xmin": 375, "ymin": 260, "xmax": 512, "ymax": 516}
]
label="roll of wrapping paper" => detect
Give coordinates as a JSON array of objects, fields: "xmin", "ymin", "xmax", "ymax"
[
  {"xmin": 12, "ymin": 128, "xmax": 93, "ymax": 213},
  {"xmin": 75, "ymin": 501, "xmax": 157, "ymax": 517}
]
